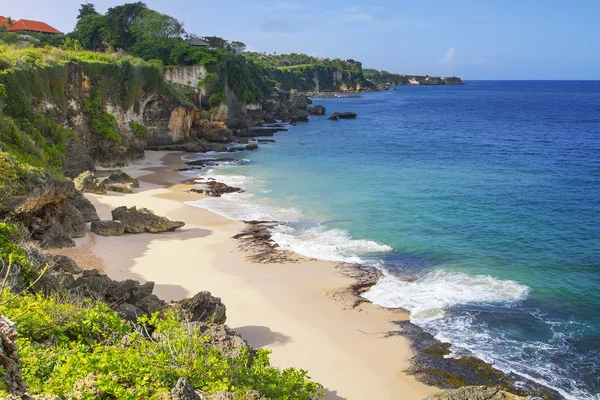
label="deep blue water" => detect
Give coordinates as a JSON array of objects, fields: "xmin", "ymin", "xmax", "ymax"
[{"xmin": 187, "ymin": 81, "xmax": 600, "ymax": 399}]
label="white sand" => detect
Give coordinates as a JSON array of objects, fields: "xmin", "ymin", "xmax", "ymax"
[{"xmin": 57, "ymin": 151, "xmax": 438, "ymax": 400}]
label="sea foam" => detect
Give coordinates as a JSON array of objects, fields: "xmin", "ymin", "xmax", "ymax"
[{"xmin": 362, "ymin": 269, "xmax": 530, "ymax": 320}]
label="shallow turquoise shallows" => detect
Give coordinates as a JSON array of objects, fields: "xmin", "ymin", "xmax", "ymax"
[{"xmin": 186, "ymin": 81, "xmax": 600, "ymax": 400}]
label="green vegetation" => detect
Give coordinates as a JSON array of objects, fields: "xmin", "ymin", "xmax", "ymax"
[
  {"xmin": 245, "ymin": 52, "xmax": 369, "ymax": 91},
  {"xmin": 129, "ymin": 121, "xmax": 148, "ymax": 136},
  {"xmin": 0, "ymin": 43, "xmax": 190, "ymax": 168},
  {"xmin": 364, "ymin": 68, "xmax": 463, "ymax": 86},
  {"xmin": 0, "ymin": 287, "xmax": 323, "ymax": 399}
]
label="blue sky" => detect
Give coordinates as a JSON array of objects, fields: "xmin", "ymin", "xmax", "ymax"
[{"xmin": 3, "ymin": 0, "xmax": 599, "ymax": 79}]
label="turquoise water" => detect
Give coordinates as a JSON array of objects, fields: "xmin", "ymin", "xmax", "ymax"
[{"xmin": 186, "ymin": 81, "xmax": 600, "ymax": 399}]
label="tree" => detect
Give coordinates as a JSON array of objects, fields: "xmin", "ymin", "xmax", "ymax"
[
  {"xmin": 77, "ymin": 3, "xmax": 98, "ymax": 20},
  {"xmin": 72, "ymin": 13, "xmax": 105, "ymax": 50},
  {"xmin": 228, "ymin": 41, "xmax": 246, "ymax": 55},
  {"xmin": 201, "ymin": 36, "xmax": 227, "ymax": 49},
  {"xmin": 131, "ymin": 9, "xmax": 185, "ymax": 41},
  {"xmin": 103, "ymin": 2, "xmax": 147, "ymax": 50}
]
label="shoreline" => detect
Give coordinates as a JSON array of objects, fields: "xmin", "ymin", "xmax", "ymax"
[{"xmin": 55, "ymin": 150, "xmax": 439, "ymax": 400}]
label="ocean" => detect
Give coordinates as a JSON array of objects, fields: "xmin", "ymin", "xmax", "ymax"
[{"xmin": 184, "ymin": 81, "xmax": 600, "ymax": 399}]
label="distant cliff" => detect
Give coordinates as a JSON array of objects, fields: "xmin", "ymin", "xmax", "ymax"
[{"xmin": 364, "ymin": 69, "xmax": 463, "ymax": 86}]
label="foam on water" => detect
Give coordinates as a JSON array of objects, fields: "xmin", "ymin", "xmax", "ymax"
[
  {"xmin": 363, "ymin": 269, "xmax": 530, "ymax": 320},
  {"xmin": 186, "ymin": 193, "xmax": 302, "ymax": 222},
  {"xmin": 269, "ymin": 223, "xmax": 393, "ymax": 264}
]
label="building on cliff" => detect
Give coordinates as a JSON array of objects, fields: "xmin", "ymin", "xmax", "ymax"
[{"xmin": 0, "ymin": 16, "xmax": 63, "ymax": 35}]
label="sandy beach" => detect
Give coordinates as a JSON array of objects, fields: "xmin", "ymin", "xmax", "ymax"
[{"xmin": 55, "ymin": 151, "xmax": 438, "ymax": 400}]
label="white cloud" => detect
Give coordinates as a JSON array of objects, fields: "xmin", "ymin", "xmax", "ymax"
[
  {"xmin": 439, "ymin": 48, "xmax": 456, "ymax": 64},
  {"xmin": 343, "ymin": 11, "xmax": 374, "ymax": 22}
]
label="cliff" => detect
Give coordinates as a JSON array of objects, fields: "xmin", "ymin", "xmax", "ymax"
[{"xmin": 0, "ymin": 45, "xmax": 198, "ymax": 178}]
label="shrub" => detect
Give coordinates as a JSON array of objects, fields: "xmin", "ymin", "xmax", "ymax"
[
  {"xmin": 0, "ymin": 289, "xmax": 324, "ymax": 399},
  {"xmin": 129, "ymin": 121, "xmax": 148, "ymax": 136}
]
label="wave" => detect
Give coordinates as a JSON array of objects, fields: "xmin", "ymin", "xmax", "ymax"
[
  {"xmin": 269, "ymin": 223, "xmax": 393, "ymax": 264},
  {"xmin": 363, "ymin": 269, "xmax": 530, "ymax": 320}
]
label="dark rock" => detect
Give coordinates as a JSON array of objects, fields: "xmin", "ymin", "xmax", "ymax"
[
  {"xmin": 73, "ymin": 171, "xmax": 106, "ymax": 194},
  {"xmin": 70, "ymin": 269, "xmax": 113, "ymax": 301},
  {"xmin": 307, "ymin": 105, "xmax": 326, "ymax": 115},
  {"xmin": 114, "ymin": 303, "xmax": 146, "ymax": 323},
  {"xmin": 191, "ymin": 322, "xmax": 255, "ymax": 359},
  {"xmin": 52, "ymin": 255, "xmax": 83, "ymax": 274},
  {"xmin": 102, "ymin": 172, "xmax": 139, "ymax": 193},
  {"xmin": 328, "ymin": 112, "xmax": 357, "ymax": 120},
  {"xmin": 111, "ymin": 206, "xmax": 185, "ymax": 233},
  {"xmin": 257, "ymin": 139, "xmax": 275, "ymax": 143},
  {"xmin": 140, "ymin": 281, "xmax": 154, "ymax": 298},
  {"xmin": 170, "ymin": 291, "xmax": 227, "ymax": 324},
  {"xmin": 191, "ymin": 181, "xmax": 243, "ymax": 197},
  {"xmin": 106, "ymin": 279, "xmax": 143, "ymax": 304},
  {"xmin": 135, "ymin": 294, "xmax": 167, "ymax": 314},
  {"xmin": 170, "ymin": 377, "xmax": 201, "ymax": 400},
  {"xmin": 70, "ymin": 192, "xmax": 100, "ymax": 222},
  {"xmin": 33, "ymin": 273, "xmax": 76, "ymax": 296},
  {"xmin": 289, "ymin": 108, "xmax": 309, "ymax": 122},
  {"xmin": 289, "ymin": 93, "xmax": 309, "ymax": 109},
  {"xmin": 245, "ymin": 143, "xmax": 258, "ymax": 151},
  {"xmin": 233, "ymin": 137, "xmax": 249, "ymax": 144},
  {"xmin": 90, "ymin": 220, "xmax": 125, "ymax": 236}
]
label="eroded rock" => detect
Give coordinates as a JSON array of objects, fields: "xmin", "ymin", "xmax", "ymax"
[
  {"xmin": 424, "ymin": 386, "xmax": 527, "ymax": 400},
  {"xmin": 328, "ymin": 112, "xmax": 357, "ymax": 120},
  {"xmin": 90, "ymin": 220, "xmax": 125, "ymax": 237},
  {"xmin": 73, "ymin": 171, "xmax": 106, "ymax": 194},
  {"xmin": 111, "ymin": 206, "xmax": 185, "ymax": 233},
  {"xmin": 170, "ymin": 291, "xmax": 227, "ymax": 325}
]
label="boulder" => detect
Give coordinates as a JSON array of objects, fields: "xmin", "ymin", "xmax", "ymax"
[
  {"xmin": 289, "ymin": 108, "xmax": 309, "ymax": 122},
  {"xmin": 70, "ymin": 192, "xmax": 100, "ymax": 222},
  {"xmin": 102, "ymin": 172, "xmax": 139, "ymax": 189},
  {"xmin": 245, "ymin": 143, "xmax": 258, "ymax": 151},
  {"xmin": 289, "ymin": 92, "xmax": 309, "ymax": 109},
  {"xmin": 52, "ymin": 255, "xmax": 83, "ymax": 274},
  {"xmin": 111, "ymin": 206, "xmax": 185, "ymax": 233},
  {"xmin": 191, "ymin": 322, "xmax": 254, "ymax": 359},
  {"xmin": 90, "ymin": 220, "xmax": 125, "ymax": 236},
  {"xmin": 328, "ymin": 112, "xmax": 357, "ymax": 120},
  {"xmin": 170, "ymin": 378, "xmax": 201, "ymax": 400},
  {"xmin": 105, "ymin": 183, "xmax": 134, "ymax": 194},
  {"xmin": 190, "ymin": 181, "xmax": 243, "ymax": 197},
  {"xmin": 424, "ymin": 386, "xmax": 527, "ymax": 400},
  {"xmin": 73, "ymin": 171, "xmax": 106, "ymax": 194},
  {"xmin": 170, "ymin": 291, "xmax": 227, "ymax": 324},
  {"xmin": 114, "ymin": 303, "xmax": 146, "ymax": 323},
  {"xmin": 307, "ymin": 105, "xmax": 326, "ymax": 115},
  {"xmin": 135, "ymin": 294, "xmax": 167, "ymax": 314}
]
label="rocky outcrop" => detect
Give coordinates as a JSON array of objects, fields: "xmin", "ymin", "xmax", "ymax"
[
  {"xmin": 111, "ymin": 206, "xmax": 185, "ymax": 233},
  {"xmin": 0, "ymin": 174, "xmax": 99, "ymax": 248},
  {"xmin": 90, "ymin": 220, "xmax": 125, "ymax": 237},
  {"xmin": 73, "ymin": 171, "xmax": 106, "ymax": 194},
  {"xmin": 52, "ymin": 255, "xmax": 83, "ymax": 274},
  {"xmin": 424, "ymin": 386, "xmax": 527, "ymax": 400},
  {"xmin": 0, "ymin": 316, "xmax": 27, "ymax": 398},
  {"xmin": 170, "ymin": 291, "xmax": 227, "ymax": 325},
  {"xmin": 170, "ymin": 378, "xmax": 201, "ymax": 400},
  {"xmin": 101, "ymin": 172, "xmax": 139, "ymax": 194},
  {"xmin": 328, "ymin": 112, "xmax": 357, "ymax": 120},
  {"xmin": 307, "ymin": 105, "xmax": 326, "ymax": 115},
  {"xmin": 190, "ymin": 181, "xmax": 243, "ymax": 197}
]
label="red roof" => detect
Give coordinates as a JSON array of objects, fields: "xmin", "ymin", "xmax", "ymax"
[{"xmin": 0, "ymin": 16, "xmax": 62, "ymax": 34}]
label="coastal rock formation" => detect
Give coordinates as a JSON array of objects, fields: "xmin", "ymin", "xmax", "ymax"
[
  {"xmin": 0, "ymin": 316, "xmax": 27, "ymax": 398},
  {"xmin": 73, "ymin": 171, "xmax": 106, "ymax": 194},
  {"xmin": 111, "ymin": 206, "xmax": 185, "ymax": 233},
  {"xmin": 0, "ymin": 170, "xmax": 99, "ymax": 248},
  {"xmin": 170, "ymin": 378, "xmax": 201, "ymax": 400},
  {"xmin": 190, "ymin": 181, "xmax": 243, "ymax": 197},
  {"xmin": 307, "ymin": 105, "xmax": 326, "ymax": 115},
  {"xmin": 328, "ymin": 112, "xmax": 357, "ymax": 120},
  {"xmin": 52, "ymin": 255, "xmax": 83, "ymax": 274},
  {"xmin": 102, "ymin": 172, "xmax": 140, "ymax": 189},
  {"xmin": 424, "ymin": 386, "xmax": 528, "ymax": 400},
  {"xmin": 90, "ymin": 220, "xmax": 125, "ymax": 237},
  {"xmin": 170, "ymin": 291, "xmax": 227, "ymax": 324}
]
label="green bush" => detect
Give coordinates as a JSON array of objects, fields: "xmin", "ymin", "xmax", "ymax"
[
  {"xmin": 129, "ymin": 121, "xmax": 148, "ymax": 136},
  {"xmin": 83, "ymin": 86, "xmax": 121, "ymax": 144},
  {"xmin": 0, "ymin": 289, "xmax": 323, "ymax": 399}
]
